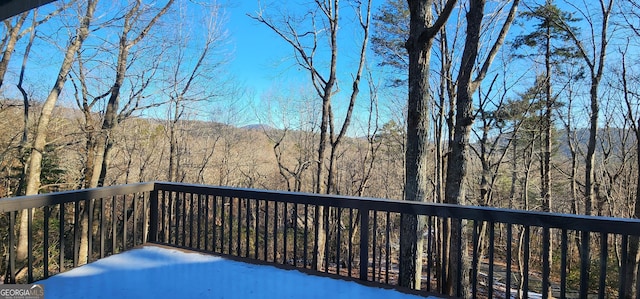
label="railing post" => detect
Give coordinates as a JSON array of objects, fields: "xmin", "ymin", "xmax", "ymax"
[
  {"xmin": 359, "ymin": 208, "xmax": 369, "ymax": 281},
  {"xmin": 149, "ymin": 187, "xmax": 159, "ymax": 243}
]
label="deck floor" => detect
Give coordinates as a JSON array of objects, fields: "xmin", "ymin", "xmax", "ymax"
[{"xmin": 38, "ymin": 245, "xmax": 438, "ymax": 299}]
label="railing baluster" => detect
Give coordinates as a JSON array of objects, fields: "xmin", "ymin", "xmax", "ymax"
[
  {"xmin": 8, "ymin": 211, "xmax": 16, "ymax": 283},
  {"xmin": 337, "ymin": 207, "xmax": 342, "ymax": 275},
  {"xmin": 561, "ymin": 229, "xmax": 568, "ymax": 298},
  {"xmin": 112, "ymin": 196, "xmax": 117, "ymax": 254},
  {"xmin": 229, "ymin": 197, "xmax": 234, "ymax": 256},
  {"xmin": 488, "ymin": 222, "xmax": 495, "ymax": 299},
  {"xmin": 456, "ymin": 218, "xmax": 463, "ymax": 297},
  {"xmin": 188, "ymin": 193, "xmax": 194, "ymax": 248},
  {"xmin": 221, "ymin": 196, "xmax": 225, "ymax": 253},
  {"xmin": 27, "ymin": 207, "xmax": 33, "ymax": 283},
  {"xmin": 304, "ymin": 203, "xmax": 309, "ymax": 269},
  {"xmin": 123, "ymin": 195, "xmax": 127, "ymax": 251},
  {"xmin": 181, "ymin": 192, "xmax": 186, "ymax": 247},
  {"xmin": 59, "ymin": 202, "xmax": 65, "ymax": 273},
  {"xmin": 149, "ymin": 189, "xmax": 158, "ymax": 243},
  {"xmin": 580, "ymin": 230, "xmax": 590, "ymax": 298},
  {"xmin": 618, "ymin": 235, "xmax": 628, "ymax": 299},
  {"xmin": 133, "ymin": 193, "xmax": 140, "ymax": 246},
  {"xmin": 172, "ymin": 192, "xmax": 177, "ymax": 245},
  {"xmin": 598, "ymin": 232, "xmax": 607, "ymax": 299},
  {"xmin": 542, "ymin": 227, "xmax": 550, "ymax": 299},
  {"xmin": 245, "ymin": 198, "xmax": 250, "ymax": 257},
  {"xmin": 44, "ymin": 206, "xmax": 50, "ymax": 279},
  {"xmin": 386, "ymin": 211, "xmax": 391, "ymax": 285},
  {"xmin": 274, "ymin": 200, "xmax": 278, "ymax": 263},
  {"xmin": 87, "ymin": 198, "xmax": 93, "ymax": 262},
  {"xmin": 523, "ymin": 226, "xmax": 530, "ymax": 298},
  {"xmin": 161, "ymin": 191, "xmax": 165, "ymax": 241},
  {"xmin": 506, "ymin": 224, "xmax": 512, "ymax": 299},
  {"xmin": 194, "ymin": 193, "xmax": 204, "ymax": 250},
  {"xmin": 254, "ymin": 199, "xmax": 259, "ymax": 260},
  {"xmin": 157, "ymin": 191, "xmax": 162, "ymax": 242},
  {"xmin": 324, "ymin": 205, "xmax": 329, "ymax": 273},
  {"xmin": 100, "ymin": 198, "xmax": 105, "ymax": 259},
  {"xmin": 293, "ymin": 203, "xmax": 298, "ymax": 267},
  {"xmin": 283, "ymin": 202, "xmax": 287, "ymax": 265},
  {"xmin": 372, "ymin": 210, "xmax": 376, "ymax": 281},
  {"xmin": 264, "ymin": 200, "xmax": 269, "ymax": 261},
  {"xmin": 348, "ymin": 208, "xmax": 353, "ymax": 277},
  {"xmin": 359, "ymin": 208, "xmax": 369, "ymax": 281},
  {"xmin": 312, "ymin": 205, "xmax": 319, "ymax": 271},
  {"xmin": 74, "ymin": 200, "xmax": 80, "ymax": 267},
  {"xmin": 213, "ymin": 195, "xmax": 218, "ymax": 252},
  {"xmin": 472, "ymin": 220, "xmax": 479, "ymax": 299},
  {"xmin": 440, "ymin": 218, "xmax": 447, "ymax": 294},
  {"xmin": 205, "ymin": 195, "xmax": 210, "ymax": 251},
  {"xmin": 237, "ymin": 197, "xmax": 241, "ymax": 255}
]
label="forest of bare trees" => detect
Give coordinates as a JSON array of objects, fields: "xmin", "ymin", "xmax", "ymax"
[{"xmin": 3, "ymin": 0, "xmax": 640, "ymax": 297}]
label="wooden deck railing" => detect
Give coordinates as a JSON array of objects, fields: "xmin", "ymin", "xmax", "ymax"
[{"xmin": 2, "ymin": 181, "xmax": 640, "ymax": 298}]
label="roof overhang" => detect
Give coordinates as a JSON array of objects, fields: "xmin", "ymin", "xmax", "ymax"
[{"xmin": 0, "ymin": 0, "xmax": 57, "ymax": 21}]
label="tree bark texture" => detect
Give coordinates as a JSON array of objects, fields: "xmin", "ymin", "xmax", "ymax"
[
  {"xmin": 19, "ymin": 0, "xmax": 97, "ymax": 262},
  {"xmin": 402, "ymin": 0, "xmax": 456, "ymax": 290}
]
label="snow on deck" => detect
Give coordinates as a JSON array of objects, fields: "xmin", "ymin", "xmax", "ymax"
[{"xmin": 39, "ymin": 245, "xmax": 439, "ymax": 299}]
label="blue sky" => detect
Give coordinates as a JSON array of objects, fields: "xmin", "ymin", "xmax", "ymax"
[
  {"xmin": 222, "ymin": 0, "xmax": 390, "ymax": 131},
  {"xmin": 7, "ymin": 0, "xmax": 598, "ymax": 134},
  {"xmin": 0, "ymin": 0, "xmax": 386, "ymax": 131},
  {"xmin": 226, "ymin": 1, "xmax": 287, "ymax": 95},
  {"xmin": 225, "ymin": 0, "xmax": 378, "ymax": 87}
]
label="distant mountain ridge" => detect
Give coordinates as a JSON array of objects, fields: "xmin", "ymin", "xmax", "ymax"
[{"xmin": 241, "ymin": 124, "xmax": 276, "ymax": 131}]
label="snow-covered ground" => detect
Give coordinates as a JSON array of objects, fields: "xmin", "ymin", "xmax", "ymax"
[{"xmin": 39, "ymin": 246, "xmax": 439, "ymax": 299}]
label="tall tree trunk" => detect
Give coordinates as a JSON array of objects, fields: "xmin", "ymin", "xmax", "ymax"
[
  {"xmin": 402, "ymin": 0, "xmax": 456, "ymax": 289},
  {"xmin": 18, "ymin": 0, "xmax": 97, "ymax": 262},
  {"xmin": 584, "ymin": 82, "xmax": 599, "ymax": 216},
  {"xmin": 313, "ymin": 82, "xmax": 330, "ymax": 271},
  {"xmin": 443, "ymin": 0, "xmax": 484, "ymax": 292},
  {"xmin": 621, "ymin": 52, "xmax": 639, "ymax": 299},
  {"xmin": 443, "ymin": 0, "xmax": 519, "ymax": 295},
  {"xmin": 402, "ymin": 12, "xmax": 433, "ymax": 292},
  {"xmin": 540, "ymin": 20, "xmax": 553, "ymax": 299}
]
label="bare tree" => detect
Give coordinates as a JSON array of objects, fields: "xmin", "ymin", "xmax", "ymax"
[
  {"xmin": 18, "ymin": 0, "xmax": 97, "ymax": 263},
  {"xmin": 443, "ymin": 0, "xmax": 519, "ymax": 295},
  {"xmin": 258, "ymin": 85, "xmax": 319, "ymax": 193},
  {"xmin": 252, "ymin": 0, "xmax": 372, "ymax": 270},
  {"xmin": 89, "ymin": 0, "xmax": 175, "ymax": 188},
  {"xmin": 401, "ymin": 0, "xmax": 456, "ymax": 289},
  {"xmin": 159, "ymin": 2, "xmax": 230, "ymax": 182},
  {"xmin": 556, "ymin": 0, "xmax": 614, "ymax": 216},
  {"xmin": 619, "ymin": 44, "xmax": 640, "ymax": 299},
  {"xmin": 70, "ymin": 44, "xmax": 162, "ymax": 189}
]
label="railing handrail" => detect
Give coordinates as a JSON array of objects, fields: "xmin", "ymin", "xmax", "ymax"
[
  {"xmin": 4, "ymin": 181, "xmax": 640, "ymax": 235},
  {"xmin": 153, "ymin": 181, "xmax": 640, "ymax": 235},
  {"xmin": 0, "ymin": 182, "xmax": 155, "ymax": 213}
]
